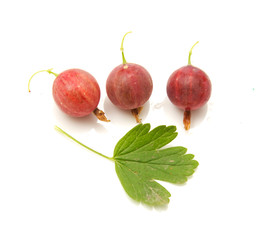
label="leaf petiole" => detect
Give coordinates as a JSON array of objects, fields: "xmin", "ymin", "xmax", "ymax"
[{"xmin": 54, "ymin": 126, "xmax": 114, "ymax": 162}]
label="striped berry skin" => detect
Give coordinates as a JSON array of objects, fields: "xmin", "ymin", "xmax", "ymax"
[
  {"xmin": 106, "ymin": 63, "xmax": 153, "ymax": 110},
  {"xmin": 106, "ymin": 31, "xmax": 153, "ymax": 123},
  {"xmin": 52, "ymin": 69, "xmax": 100, "ymax": 117},
  {"xmin": 167, "ymin": 65, "xmax": 211, "ymax": 111},
  {"xmin": 166, "ymin": 41, "xmax": 212, "ymax": 130}
]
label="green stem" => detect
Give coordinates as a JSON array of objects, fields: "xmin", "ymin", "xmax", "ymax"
[
  {"xmin": 120, "ymin": 31, "xmax": 132, "ymax": 65},
  {"xmin": 55, "ymin": 126, "xmax": 114, "ymax": 162},
  {"xmin": 188, "ymin": 41, "xmax": 199, "ymax": 65},
  {"xmin": 28, "ymin": 68, "xmax": 58, "ymax": 92}
]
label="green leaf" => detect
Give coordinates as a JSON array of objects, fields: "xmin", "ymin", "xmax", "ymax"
[
  {"xmin": 114, "ymin": 124, "xmax": 178, "ymax": 157},
  {"xmin": 115, "ymin": 162, "xmax": 171, "ymax": 205},
  {"xmin": 113, "ymin": 123, "xmax": 198, "ymax": 206},
  {"xmin": 55, "ymin": 123, "xmax": 199, "ymax": 207}
]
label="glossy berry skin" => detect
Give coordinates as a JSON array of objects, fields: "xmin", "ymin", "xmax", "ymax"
[
  {"xmin": 167, "ymin": 65, "xmax": 211, "ymax": 111},
  {"xmin": 106, "ymin": 63, "xmax": 153, "ymax": 110},
  {"xmin": 52, "ymin": 69, "xmax": 100, "ymax": 117}
]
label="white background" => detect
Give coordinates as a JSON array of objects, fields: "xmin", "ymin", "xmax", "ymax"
[{"xmin": 1, "ymin": 0, "xmax": 263, "ymax": 239}]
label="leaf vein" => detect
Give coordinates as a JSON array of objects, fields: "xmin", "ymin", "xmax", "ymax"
[
  {"xmin": 117, "ymin": 132, "xmax": 175, "ymax": 156},
  {"xmin": 117, "ymin": 162, "xmax": 140, "ymax": 200},
  {"xmin": 117, "ymin": 161, "xmax": 169, "ymax": 204}
]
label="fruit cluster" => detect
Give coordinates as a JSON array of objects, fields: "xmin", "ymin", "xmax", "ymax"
[{"xmin": 28, "ymin": 32, "xmax": 211, "ymax": 130}]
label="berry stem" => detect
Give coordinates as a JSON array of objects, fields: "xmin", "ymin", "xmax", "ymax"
[
  {"xmin": 188, "ymin": 41, "xmax": 199, "ymax": 65},
  {"xmin": 55, "ymin": 126, "xmax": 114, "ymax": 161},
  {"xmin": 28, "ymin": 68, "xmax": 58, "ymax": 92},
  {"xmin": 131, "ymin": 107, "xmax": 143, "ymax": 123},
  {"xmin": 93, "ymin": 108, "xmax": 110, "ymax": 122},
  {"xmin": 120, "ymin": 31, "xmax": 132, "ymax": 65},
  {"xmin": 183, "ymin": 110, "xmax": 191, "ymax": 130}
]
